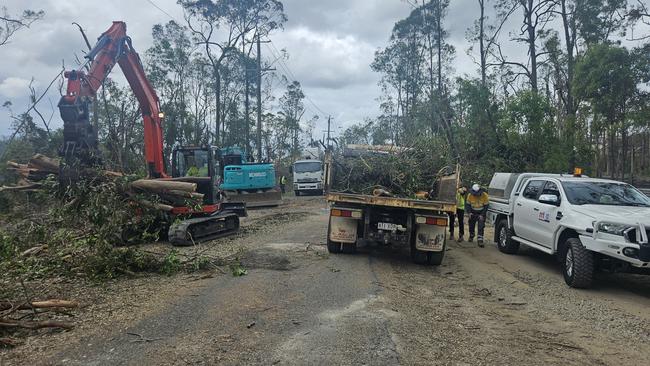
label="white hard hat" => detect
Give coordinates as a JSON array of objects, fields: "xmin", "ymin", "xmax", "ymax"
[{"xmin": 471, "ymin": 184, "xmax": 481, "ymax": 193}]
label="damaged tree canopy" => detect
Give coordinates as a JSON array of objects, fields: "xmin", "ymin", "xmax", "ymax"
[{"xmin": 332, "ymin": 141, "xmax": 450, "ymax": 197}]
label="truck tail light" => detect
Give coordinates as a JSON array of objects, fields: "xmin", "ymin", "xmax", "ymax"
[
  {"xmin": 416, "ymin": 216, "xmax": 447, "ymax": 226},
  {"xmin": 331, "ymin": 209, "xmax": 361, "ymax": 218}
]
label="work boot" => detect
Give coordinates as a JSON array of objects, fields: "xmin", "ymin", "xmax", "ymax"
[
  {"xmin": 449, "ymin": 233, "xmax": 454, "ymax": 241},
  {"xmin": 478, "ymin": 237, "xmax": 484, "ymax": 248},
  {"xmin": 457, "ymin": 235, "xmax": 464, "ymax": 243},
  {"xmin": 468, "ymin": 236, "xmax": 474, "ymax": 243}
]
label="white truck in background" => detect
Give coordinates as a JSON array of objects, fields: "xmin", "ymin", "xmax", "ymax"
[
  {"xmin": 487, "ymin": 172, "xmax": 650, "ymax": 288},
  {"xmin": 292, "ymin": 147, "xmax": 324, "ymax": 196}
]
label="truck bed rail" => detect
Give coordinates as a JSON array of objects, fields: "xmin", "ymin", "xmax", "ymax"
[{"xmin": 327, "ymin": 192, "xmax": 455, "ymax": 212}]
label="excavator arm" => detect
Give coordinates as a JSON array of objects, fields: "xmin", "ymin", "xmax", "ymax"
[{"xmin": 58, "ymin": 21, "xmax": 166, "ymax": 178}]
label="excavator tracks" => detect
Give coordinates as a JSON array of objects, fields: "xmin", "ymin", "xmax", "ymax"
[{"xmin": 168, "ymin": 212, "xmax": 240, "ymax": 246}]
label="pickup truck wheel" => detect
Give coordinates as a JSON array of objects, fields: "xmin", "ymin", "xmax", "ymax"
[
  {"xmin": 563, "ymin": 238, "xmax": 594, "ymax": 288},
  {"xmin": 496, "ymin": 220, "xmax": 519, "ymax": 254},
  {"xmin": 327, "ymin": 238, "xmax": 342, "ymax": 253}
]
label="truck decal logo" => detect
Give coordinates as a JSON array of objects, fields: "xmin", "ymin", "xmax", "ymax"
[{"xmin": 538, "ymin": 211, "xmax": 550, "ymax": 223}]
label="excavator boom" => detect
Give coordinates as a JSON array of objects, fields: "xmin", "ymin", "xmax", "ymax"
[
  {"xmin": 57, "ymin": 21, "xmax": 244, "ymax": 245},
  {"xmin": 58, "ymin": 21, "xmax": 166, "ymax": 178}
]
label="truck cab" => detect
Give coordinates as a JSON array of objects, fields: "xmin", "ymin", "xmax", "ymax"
[
  {"xmin": 292, "ymin": 159, "xmax": 324, "ymax": 195},
  {"xmin": 488, "ymin": 172, "xmax": 650, "ymax": 288}
]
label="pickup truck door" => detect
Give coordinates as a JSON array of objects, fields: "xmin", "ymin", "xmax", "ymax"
[
  {"xmin": 513, "ymin": 179, "xmax": 546, "ymax": 241},
  {"xmin": 529, "ymin": 180, "xmax": 562, "ymax": 248}
]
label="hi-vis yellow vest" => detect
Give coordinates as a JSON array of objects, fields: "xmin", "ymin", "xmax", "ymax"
[{"xmin": 467, "ymin": 192, "xmax": 489, "ymax": 212}]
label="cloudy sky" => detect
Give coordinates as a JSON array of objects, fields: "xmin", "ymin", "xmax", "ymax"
[{"xmin": 0, "ymin": 0, "xmax": 647, "ymax": 139}]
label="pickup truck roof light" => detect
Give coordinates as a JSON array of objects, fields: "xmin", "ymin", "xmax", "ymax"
[{"xmin": 573, "ymin": 167, "xmax": 583, "ymax": 177}]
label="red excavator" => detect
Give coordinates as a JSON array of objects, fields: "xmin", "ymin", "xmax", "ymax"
[{"xmin": 58, "ymin": 21, "xmax": 245, "ymax": 245}]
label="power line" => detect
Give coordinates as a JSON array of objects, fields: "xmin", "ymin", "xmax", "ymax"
[
  {"xmin": 144, "ymin": 0, "xmax": 180, "ymax": 22},
  {"xmin": 265, "ymin": 39, "xmax": 330, "ymax": 118},
  {"xmin": 263, "ymin": 43, "xmax": 323, "ymax": 119}
]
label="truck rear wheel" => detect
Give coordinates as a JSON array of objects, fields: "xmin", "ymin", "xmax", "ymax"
[
  {"xmin": 327, "ymin": 238, "xmax": 342, "ymax": 253},
  {"xmin": 342, "ymin": 241, "xmax": 357, "ymax": 254},
  {"xmin": 411, "ymin": 246, "xmax": 429, "ymax": 265},
  {"xmin": 496, "ymin": 219, "xmax": 519, "ymax": 254},
  {"xmin": 563, "ymin": 238, "xmax": 594, "ymax": 288},
  {"xmin": 428, "ymin": 248, "xmax": 445, "ymax": 265}
]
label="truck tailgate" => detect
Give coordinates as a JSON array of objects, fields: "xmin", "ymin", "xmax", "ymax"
[{"xmin": 327, "ymin": 192, "xmax": 455, "ymax": 212}]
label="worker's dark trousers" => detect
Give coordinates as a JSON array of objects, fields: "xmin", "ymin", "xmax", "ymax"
[
  {"xmin": 468, "ymin": 212, "xmax": 486, "ymax": 239},
  {"xmin": 448, "ymin": 209, "xmax": 464, "ymax": 237},
  {"xmin": 280, "ymin": 184, "xmax": 285, "ymax": 194}
]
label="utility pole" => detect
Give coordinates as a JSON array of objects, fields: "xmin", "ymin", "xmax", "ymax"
[
  {"xmin": 244, "ymin": 42, "xmax": 251, "ymax": 156},
  {"xmin": 326, "ymin": 115, "xmax": 331, "ymax": 149},
  {"xmin": 256, "ymin": 35, "xmax": 263, "ymax": 162},
  {"xmin": 255, "ymin": 35, "xmax": 275, "ymax": 162}
]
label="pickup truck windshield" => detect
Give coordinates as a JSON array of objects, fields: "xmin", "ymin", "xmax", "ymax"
[
  {"xmin": 562, "ymin": 181, "xmax": 650, "ymax": 206},
  {"xmin": 294, "ymin": 161, "xmax": 321, "ymax": 173}
]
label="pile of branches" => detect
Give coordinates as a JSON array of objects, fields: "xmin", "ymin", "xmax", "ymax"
[
  {"xmin": 0, "ymin": 154, "xmax": 209, "ymax": 280},
  {"xmin": 332, "ymin": 141, "xmax": 449, "ymax": 197},
  {"xmin": 3, "ymin": 154, "xmax": 204, "ymax": 209}
]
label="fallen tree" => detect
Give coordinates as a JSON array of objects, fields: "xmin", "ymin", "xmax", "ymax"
[{"xmin": 4, "ymin": 154, "xmax": 205, "ymax": 209}]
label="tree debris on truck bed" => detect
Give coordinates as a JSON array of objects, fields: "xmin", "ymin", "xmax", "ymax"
[{"xmin": 332, "ymin": 142, "xmax": 449, "ymax": 197}]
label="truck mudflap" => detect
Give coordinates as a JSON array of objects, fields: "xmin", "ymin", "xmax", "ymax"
[
  {"xmin": 328, "ymin": 208, "xmax": 362, "ymax": 243},
  {"xmin": 414, "ymin": 215, "xmax": 447, "ymax": 252}
]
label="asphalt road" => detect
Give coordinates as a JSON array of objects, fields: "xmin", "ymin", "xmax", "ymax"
[{"xmin": 4, "ymin": 196, "xmax": 650, "ymax": 365}]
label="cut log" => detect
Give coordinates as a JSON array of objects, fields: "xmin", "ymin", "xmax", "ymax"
[
  {"xmin": 0, "ymin": 184, "xmax": 42, "ymax": 193},
  {"xmin": 0, "ymin": 337, "xmax": 20, "ymax": 347},
  {"xmin": 166, "ymin": 190, "xmax": 204, "ymax": 200},
  {"xmin": 138, "ymin": 200, "xmax": 174, "ymax": 212},
  {"xmin": 131, "ymin": 179, "xmax": 197, "ymax": 193},
  {"xmin": 373, "ymin": 188, "xmax": 394, "ymax": 197},
  {"xmin": 20, "ymin": 244, "xmax": 48, "ymax": 257},
  {"xmin": 28, "ymin": 154, "xmax": 60, "ymax": 173},
  {"xmin": 0, "ymin": 320, "xmax": 73, "ymax": 330},
  {"xmin": 0, "ymin": 300, "xmax": 79, "ymax": 311}
]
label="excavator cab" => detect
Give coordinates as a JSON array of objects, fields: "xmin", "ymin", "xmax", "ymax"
[{"xmin": 171, "ymin": 146, "xmax": 221, "ymax": 205}]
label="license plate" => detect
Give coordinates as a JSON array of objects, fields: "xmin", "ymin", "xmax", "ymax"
[{"xmin": 378, "ymin": 222, "xmax": 397, "ymax": 231}]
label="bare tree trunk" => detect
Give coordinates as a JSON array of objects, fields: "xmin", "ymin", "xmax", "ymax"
[
  {"xmin": 479, "ymin": 0, "xmax": 486, "ymax": 87},
  {"xmin": 525, "ymin": 0, "xmax": 538, "ymax": 92},
  {"xmin": 214, "ymin": 67, "xmax": 222, "ymax": 145}
]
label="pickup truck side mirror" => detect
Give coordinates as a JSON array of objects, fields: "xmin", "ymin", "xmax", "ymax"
[{"xmin": 539, "ymin": 194, "xmax": 561, "ymax": 206}]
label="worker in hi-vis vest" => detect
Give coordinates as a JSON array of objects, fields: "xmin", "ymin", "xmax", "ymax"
[
  {"xmin": 465, "ymin": 183, "xmax": 489, "ymax": 247},
  {"xmin": 449, "ymin": 186, "xmax": 467, "ymax": 242},
  {"xmin": 280, "ymin": 175, "xmax": 287, "ymax": 194}
]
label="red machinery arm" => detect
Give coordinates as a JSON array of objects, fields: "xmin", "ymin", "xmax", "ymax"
[{"xmin": 59, "ymin": 21, "xmax": 167, "ymax": 178}]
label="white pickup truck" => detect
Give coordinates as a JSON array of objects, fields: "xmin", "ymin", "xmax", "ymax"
[{"xmin": 487, "ymin": 172, "xmax": 650, "ymax": 288}]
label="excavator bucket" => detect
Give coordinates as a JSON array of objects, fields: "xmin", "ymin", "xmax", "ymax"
[{"xmin": 224, "ymin": 188, "xmax": 283, "ymax": 208}]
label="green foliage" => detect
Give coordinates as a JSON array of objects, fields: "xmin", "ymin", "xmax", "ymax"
[
  {"xmin": 229, "ymin": 261, "xmax": 248, "ymax": 277},
  {"xmin": 0, "ymin": 230, "xmax": 15, "ymax": 261},
  {"xmin": 333, "ymin": 136, "xmax": 451, "ymax": 196},
  {"xmin": 161, "ymin": 249, "xmax": 182, "ymax": 276}
]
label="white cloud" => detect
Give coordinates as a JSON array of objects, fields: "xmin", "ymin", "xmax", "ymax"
[
  {"xmin": 0, "ymin": 77, "xmax": 34, "ymax": 99},
  {"xmin": 277, "ymin": 26, "xmax": 378, "ymax": 89}
]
